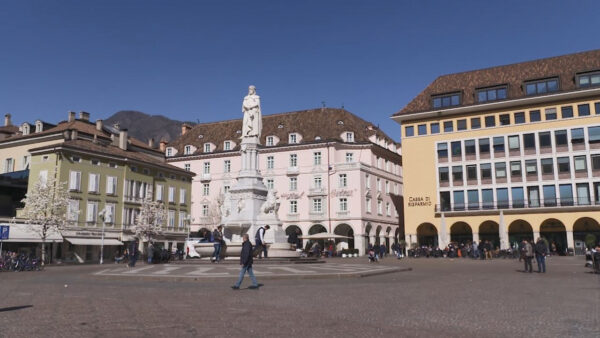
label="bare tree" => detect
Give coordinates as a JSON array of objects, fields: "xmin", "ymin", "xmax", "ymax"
[{"xmin": 20, "ymin": 171, "xmax": 71, "ymax": 266}]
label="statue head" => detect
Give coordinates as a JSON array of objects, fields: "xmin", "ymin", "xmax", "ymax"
[{"xmin": 248, "ymin": 85, "xmax": 256, "ymax": 95}]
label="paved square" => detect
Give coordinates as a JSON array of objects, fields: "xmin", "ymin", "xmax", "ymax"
[
  {"xmin": 92, "ymin": 262, "xmax": 405, "ymax": 280},
  {"xmin": 0, "ymin": 257, "xmax": 598, "ymax": 337}
]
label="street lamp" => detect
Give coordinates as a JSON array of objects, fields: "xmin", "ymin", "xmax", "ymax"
[
  {"xmin": 184, "ymin": 214, "xmax": 193, "ymax": 259},
  {"xmin": 98, "ymin": 207, "xmax": 112, "ymax": 265}
]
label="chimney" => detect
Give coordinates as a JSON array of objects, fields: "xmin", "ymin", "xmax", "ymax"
[
  {"xmin": 159, "ymin": 139, "xmax": 168, "ymax": 152},
  {"xmin": 113, "ymin": 122, "xmax": 120, "ymax": 130},
  {"xmin": 68, "ymin": 111, "xmax": 76, "ymax": 122},
  {"xmin": 4, "ymin": 114, "xmax": 11, "ymax": 127},
  {"xmin": 79, "ymin": 111, "xmax": 90, "ymax": 122},
  {"xmin": 119, "ymin": 129, "xmax": 128, "ymax": 151},
  {"xmin": 148, "ymin": 138, "xmax": 155, "ymax": 148},
  {"xmin": 95, "ymin": 119, "xmax": 103, "ymax": 131},
  {"xmin": 181, "ymin": 123, "xmax": 192, "ymax": 136}
]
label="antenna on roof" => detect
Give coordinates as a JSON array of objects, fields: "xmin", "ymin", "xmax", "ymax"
[
  {"xmin": 341, "ymin": 102, "xmax": 344, "ymax": 109},
  {"xmin": 321, "ymin": 101, "xmax": 326, "ymax": 108}
]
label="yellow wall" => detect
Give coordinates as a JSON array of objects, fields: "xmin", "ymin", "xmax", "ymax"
[{"xmin": 401, "ymin": 98, "xmax": 600, "ymax": 240}]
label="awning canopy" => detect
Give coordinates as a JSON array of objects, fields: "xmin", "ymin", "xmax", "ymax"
[
  {"xmin": 65, "ymin": 238, "xmax": 123, "ymax": 246},
  {"xmin": 300, "ymin": 232, "xmax": 352, "ymax": 240},
  {"xmin": 1, "ymin": 223, "xmax": 63, "ymax": 243}
]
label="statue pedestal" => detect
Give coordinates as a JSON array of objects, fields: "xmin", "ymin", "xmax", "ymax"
[{"xmin": 198, "ymin": 135, "xmax": 299, "ymax": 258}]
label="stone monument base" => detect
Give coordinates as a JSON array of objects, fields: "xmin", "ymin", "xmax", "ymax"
[{"xmin": 192, "ymin": 242, "xmax": 300, "ymax": 258}]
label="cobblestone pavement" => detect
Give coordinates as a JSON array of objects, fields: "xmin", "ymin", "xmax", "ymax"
[
  {"xmin": 92, "ymin": 262, "xmax": 404, "ymax": 280},
  {"xmin": 0, "ymin": 256, "xmax": 598, "ymax": 337}
]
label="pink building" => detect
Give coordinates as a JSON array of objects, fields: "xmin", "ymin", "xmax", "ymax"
[{"xmin": 166, "ymin": 108, "xmax": 403, "ymax": 255}]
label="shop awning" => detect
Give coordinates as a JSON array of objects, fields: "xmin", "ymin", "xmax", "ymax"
[
  {"xmin": 65, "ymin": 238, "xmax": 123, "ymax": 246},
  {"xmin": 1, "ymin": 223, "xmax": 63, "ymax": 243}
]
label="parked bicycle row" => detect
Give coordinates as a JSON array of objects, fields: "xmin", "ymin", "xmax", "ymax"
[{"xmin": 0, "ymin": 251, "xmax": 42, "ymax": 272}]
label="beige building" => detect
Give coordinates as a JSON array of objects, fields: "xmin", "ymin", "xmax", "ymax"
[{"xmin": 393, "ymin": 50, "xmax": 600, "ymax": 254}]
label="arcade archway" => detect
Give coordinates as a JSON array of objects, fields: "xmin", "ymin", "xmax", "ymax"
[
  {"xmin": 450, "ymin": 222, "xmax": 473, "ymax": 244},
  {"xmin": 508, "ymin": 220, "xmax": 533, "ymax": 245},
  {"xmin": 479, "ymin": 221, "xmax": 500, "ymax": 248},
  {"xmin": 540, "ymin": 219, "xmax": 567, "ymax": 255},
  {"xmin": 416, "ymin": 223, "xmax": 438, "ymax": 247}
]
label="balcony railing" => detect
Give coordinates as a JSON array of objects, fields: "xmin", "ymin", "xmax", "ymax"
[{"xmin": 436, "ymin": 198, "xmax": 599, "ymax": 212}]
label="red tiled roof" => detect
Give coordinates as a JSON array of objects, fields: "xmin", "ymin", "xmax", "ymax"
[
  {"xmin": 168, "ymin": 108, "xmax": 398, "ymax": 155},
  {"xmin": 394, "ymin": 49, "xmax": 600, "ymax": 116},
  {"xmin": 30, "ymin": 139, "xmax": 193, "ymax": 175}
]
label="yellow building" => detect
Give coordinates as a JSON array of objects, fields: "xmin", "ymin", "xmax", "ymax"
[{"xmin": 392, "ymin": 50, "xmax": 600, "ymax": 255}]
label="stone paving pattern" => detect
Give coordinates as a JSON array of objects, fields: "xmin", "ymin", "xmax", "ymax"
[{"xmin": 0, "ymin": 257, "xmax": 598, "ymax": 337}]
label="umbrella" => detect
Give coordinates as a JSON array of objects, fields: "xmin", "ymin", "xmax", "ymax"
[{"xmin": 299, "ymin": 232, "xmax": 352, "ymax": 240}]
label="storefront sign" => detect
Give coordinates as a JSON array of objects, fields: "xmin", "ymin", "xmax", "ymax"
[
  {"xmin": 408, "ymin": 196, "xmax": 431, "ymax": 207},
  {"xmin": 331, "ymin": 189, "xmax": 355, "ymax": 197}
]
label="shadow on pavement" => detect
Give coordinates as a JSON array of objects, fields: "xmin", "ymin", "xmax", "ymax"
[{"xmin": 0, "ymin": 305, "xmax": 33, "ymax": 313}]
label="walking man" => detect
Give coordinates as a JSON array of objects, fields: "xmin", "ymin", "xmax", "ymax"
[
  {"xmin": 148, "ymin": 243, "xmax": 155, "ymax": 264},
  {"xmin": 254, "ymin": 225, "xmax": 270, "ymax": 259},
  {"xmin": 523, "ymin": 240, "xmax": 534, "ymax": 273},
  {"xmin": 128, "ymin": 239, "xmax": 139, "ymax": 268},
  {"xmin": 211, "ymin": 225, "xmax": 223, "ymax": 263},
  {"xmin": 232, "ymin": 234, "xmax": 260, "ymax": 290},
  {"xmin": 535, "ymin": 238, "xmax": 548, "ymax": 273}
]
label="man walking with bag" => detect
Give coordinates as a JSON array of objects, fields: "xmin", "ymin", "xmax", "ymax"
[
  {"xmin": 232, "ymin": 234, "xmax": 261, "ymax": 290},
  {"xmin": 254, "ymin": 225, "xmax": 270, "ymax": 259}
]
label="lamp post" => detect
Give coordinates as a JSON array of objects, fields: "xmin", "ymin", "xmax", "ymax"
[
  {"xmin": 184, "ymin": 215, "xmax": 193, "ymax": 259},
  {"xmin": 98, "ymin": 207, "xmax": 112, "ymax": 265}
]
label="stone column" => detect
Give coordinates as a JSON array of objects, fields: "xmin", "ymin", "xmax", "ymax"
[
  {"xmin": 533, "ymin": 231, "xmax": 540, "ymax": 242},
  {"xmin": 566, "ymin": 231, "xmax": 574, "ymax": 254},
  {"xmin": 354, "ymin": 234, "xmax": 365, "ymax": 256},
  {"xmin": 472, "ymin": 232, "xmax": 479, "ymax": 243}
]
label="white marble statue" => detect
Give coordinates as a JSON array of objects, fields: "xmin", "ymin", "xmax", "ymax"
[
  {"xmin": 260, "ymin": 190, "xmax": 279, "ymax": 214},
  {"xmin": 242, "ymin": 85, "xmax": 262, "ymax": 139}
]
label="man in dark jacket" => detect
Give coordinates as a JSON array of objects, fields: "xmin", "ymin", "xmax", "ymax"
[
  {"xmin": 128, "ymin": 240, "xmax": 139, "ymax": 268},
  {"xmin": 232, "ymin": 234, "xmax": 260, "ymax": 290},
  {"xmin": 535, "ymin": 238, "xmax": 548, "ymax": 273},
  {"xmin": 211, "ymin": 226, "xmax": 223, "ymax": 263}
]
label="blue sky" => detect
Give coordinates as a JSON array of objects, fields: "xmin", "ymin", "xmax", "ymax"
[{"xmin": 1, "ymin": 0, "xmax": 599, "ymax": 140}]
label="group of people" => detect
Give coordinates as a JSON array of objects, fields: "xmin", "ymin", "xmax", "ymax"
[
  {"xmin": 207, "ymin": 225, "xmax": 271, "ymax": 263},
  {"xmin": 519, "ymin": 238, "xmax": 549, "ymax": 273},
  {"xmin": 408, "ymin": 240, "xmax": 506, "ymax": 259}
]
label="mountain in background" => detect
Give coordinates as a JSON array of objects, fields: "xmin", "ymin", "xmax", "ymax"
[{"xmin": 104, "ymin": 111, "xmax": 195, "ymax": 144}]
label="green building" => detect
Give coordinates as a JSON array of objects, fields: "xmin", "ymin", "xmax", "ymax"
[{"xmin": 0, "ymin": 111, "xmax": 193, "ymax": 263}]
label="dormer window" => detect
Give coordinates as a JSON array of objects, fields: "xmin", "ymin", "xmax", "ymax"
[
  {"xmin": 289, "ymin": 133, "xmax": 298, "ymax": 144},
  {"xmin": 577, "ymin": 71, "xmax": 600, "ymax": 88},
  {"xmin": 524, "ymin": 77, "xmax": 559, "ymax": 96},
  {"xmin": 204, "ymin": 143, "xmax": 211, "ymax": 153},
  {"xmin": 35, "ymin": 121, "xmax": 43, "ymax": 133},
  {"xmin": 432, "ymin": 92, "xmax": 461, "ymax": 109},
  {"xmin": 21, "ymin": 123, "xmax": 30, "ymax": 136},
  {"xmin": 184, "ymin": 145, "xmax": 192, "ymax": 155},
  {"xmin": 346, "ymin": 132, "xmax": 354, "ymax": 142},
  {"xmin": 476, "ymin": 85, "xmax": 507, "ymax": 103},
  {"xmin": 166, "ymin": 147, "xmax": 177, "ymax": 157},
  {"xmin": 266, "ymin": 136, "xmax": 274, "ymax": 146},
  {"xmin": 224, "ymin": 141, "xmax": 231, "ymax": 151}
]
